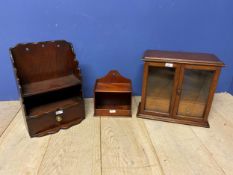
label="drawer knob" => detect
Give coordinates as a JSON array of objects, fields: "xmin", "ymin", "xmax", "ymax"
[
  {"xmin": 56, "ymin": 115, "xmax": 63, "ymax": 122},
  {"xmin": 109, "ymin": 109, "xmax": 116, "ymax": 114},
  {"xmin": 177, "ymin": 89, "xmax": 182, "ymax": 96}
]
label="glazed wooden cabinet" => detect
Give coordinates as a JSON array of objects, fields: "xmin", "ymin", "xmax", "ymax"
[
  {"xmin": 137, "ymin": 50, "xmax": 225, "ymax": 127},
  {"xmin": 10, "ymin": 40, "xmax": 85, "ymax": 137}
]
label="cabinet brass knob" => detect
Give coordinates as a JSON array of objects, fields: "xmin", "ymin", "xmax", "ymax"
[
  {"xmin": 177, "ymin": 89, "xmax": 182, "ymax": 96},
  {"xmin": 56, "ymin": 115, "xmax": 63, "ymax": 122}
]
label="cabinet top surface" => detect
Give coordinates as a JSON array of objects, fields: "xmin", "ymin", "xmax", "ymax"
[{"xmin": 143, "ymin": 50, "xmax": 225, "ymax": 66}]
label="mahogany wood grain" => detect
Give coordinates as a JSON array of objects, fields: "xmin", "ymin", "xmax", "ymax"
[
  {"xmin": 138, "ymin": 50, "xmax": 224, "ymax": 127},
  {"xmin": 10, "ymin": 40, "xmax": 85, "ymax": 137},
  {"xmin": 144, "ymin": 50, "xmax": 225, "ymax": 66},
  {"xmin": 95, "ymin": 83, "xmax": 131, "ymax": 93},
  {"xmin": 94, "ymin": 70, "xmax": 132, "ymax": 117},
  {"xmin": 22, "ymin": 75, "xmax": 81, "ymax": 97}
]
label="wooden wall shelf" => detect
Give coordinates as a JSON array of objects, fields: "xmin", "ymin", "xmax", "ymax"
[
  {"xmin": 94, "ymin": 70, "xmax": 132, "ymax": 117},
  {"xmin": 22, "ymin": 74, "xmax": 81, "ymax": 97},
  {"xmin": 137, "ymin": 50, "xmax": 225, "ymax": 127},
  {"xmin": 10, "ymin": 40, "xmax": 85, "ymax": 137}
]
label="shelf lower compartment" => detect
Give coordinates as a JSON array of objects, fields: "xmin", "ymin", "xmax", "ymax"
[
  {"xmin": 22, "ymin": 74, "xmax": 81, "ymax": 97},
  {"xmin": 95, "ymin": 104, "xmax": 131, "ymax": 116},
  {"xmin": 96, "ymin": 104, "xmax": 130, "ymax": 110},
  {"xmin": 177, "ymin": 100, "xmax": 206, "ymax": 118},
  {"xmin": 94, "ymin": 92, "xmax": 132, "ymax": 117},
  {"xmin": 137, "ymin": 102, "xmax": 209, "ymax": 127},
  {"xmin": 27, "ymin": 96, "xmax": 82, "ymax": 117},
  {"xmin": 145, "ymin": 96, "xmax": 171, "ymax": 113},
  {"xmin": 145, "ymin": 96, "xmax": 206, "ymax": 118},
  {"xmin": 26, "ymin": 99, "xmax": 85, "ymax": 137}
]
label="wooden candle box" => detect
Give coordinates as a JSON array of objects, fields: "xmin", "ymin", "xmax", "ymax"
[
  {"xmin": 137, "ymin": 50, "xmax": 224, "ymax": 127},
  {"xmin": 94, "ymin": 70, "xmax": 132, "ymax": 117},
  {"xmin": 10, "ymin": 40, "xmax": 85, "ymax": 137}
]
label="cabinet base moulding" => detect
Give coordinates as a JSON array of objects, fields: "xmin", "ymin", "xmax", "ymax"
[
  {"xmin": 137, "ymin": 103, "xmax": 210, "ymax": 128},
  {"xmin": 94, "ymin": 109, "xmax": 131, "ymax": 117},
  {"xmin": 27, "ymin": 117, "xmax": 85, "ymax": 137}
]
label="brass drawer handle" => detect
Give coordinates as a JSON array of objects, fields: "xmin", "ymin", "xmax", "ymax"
[
  {"xmin": 56, "ymin": 115, "xmax": 63, "ymax": 122},
  {"xmin": 177, "ymin": 89, "xmax": 182, "ymax": 96}
]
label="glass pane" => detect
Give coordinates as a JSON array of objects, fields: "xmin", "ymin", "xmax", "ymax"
[
  {"xmin": 178, "ymin": 69, "xmax": 214, "ymax": 118},
  {"xmin": 145, "ymin": 66, "xmax": 175, "ymax": 113}
]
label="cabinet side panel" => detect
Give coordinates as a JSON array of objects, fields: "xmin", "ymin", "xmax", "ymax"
[
  {"xmin": 140, "ymin": 63, "xmax": 149, "ymax": 112},
  {"xmin": 203, "ymin": 68, "xmax": 221, "ymax": 121}
]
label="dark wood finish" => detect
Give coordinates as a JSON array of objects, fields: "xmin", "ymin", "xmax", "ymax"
[
  {"xmin": 94, "ymin": 70, "xmax": 132, "ymax": 117},
  {"xmin": 22, "ymin": 74, "xmax": 81, "ymax": 97},
  {"xmin": 10, "ymin": 40, "xmax": 85, "ymax": 137},
  {"xmin": 137, "ymin": 50, "xmax": 225, "ymax": 127},
  {"xmin": 144, "ymin": 50, "xmax": 224, "ymax": 66}
]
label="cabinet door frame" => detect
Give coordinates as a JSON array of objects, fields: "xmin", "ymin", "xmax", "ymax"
[
  {"xmin": 172, "ymin": 64, "xmax": 221, "ymax": 122},
  {"xmin": 140, "ymin": 62, "xmax": 181, "ymax": 117}
]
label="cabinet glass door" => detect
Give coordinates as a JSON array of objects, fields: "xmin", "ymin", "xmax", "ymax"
[
  {"xmin": 177, "ymin": 69, "xmax": 214, "ymax": 119},
  {"xmin": 145, "ymin": 66, "xmax": 176, "ymax": 114}
]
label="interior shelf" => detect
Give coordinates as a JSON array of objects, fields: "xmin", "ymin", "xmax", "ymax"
[
  {"xmin": 22, "ymin": 75, "xmax": 81, "ymax": 97},
  {"xmin": 95, "ymin": 92, "xmax": 131, "ymax": 110},
  {"xmin": 95, "ymin": 83, "xmax": 131, "ymax": 93},
  {"xmin": 24, "ymin": 85, "xmax": 82, "ymax": 117},
  {"xmin": 28, "ymin": 96, "xmax": 82, "ymax": 116},
  {"xmin": 96, "ymin": 104, "xmax": 131, "ymax": 110},
  {"xmin": 94, "ymin": 70, "xmax": 132, "ymax": 117},
  {"xmin": 10, "ymin": 40, "xmax": 86, "ymax": 137}
]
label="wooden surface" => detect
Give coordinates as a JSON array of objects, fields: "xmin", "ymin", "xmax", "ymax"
[
  {"xmin": 94, "ymin": 70, "xmax": 132, "ymax": 117},
  {"xmin": 139, "ymin": 58, "xmax": 222, "ymax": 127},
  {"xmin": 23, "ymin": 75, "xmax": 81, "ymax": 97},
  {"xmin": 95, "ymin": 70, "xmax": 132, "ymax": 93},
  {"xmin": 143, "ymin": 50, "xmax": 225, "ymax": 66},
  {"xmin": 28, "ymin": 96, "xmax": 82, "ymax": 116},
  {"xmin": 10, "ymin": 40, "xmax": 80, "ymax": 84},
  {"xmin": 0, "ymin": 93, "xmax": 233, "ymax": 175},
  {"xmin": 0, "ymin": 101, "xmax": 20, "ymax": 136},
  {"xmin": 10, "ymin": 40, "xmax": 85, "ymax": 137}
]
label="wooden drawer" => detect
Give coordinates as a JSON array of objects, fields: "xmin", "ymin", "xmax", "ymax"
[
  {"xmin": 95, "ymin": 108, "xmax": 131, "ymax": 117},
  {"xmin": 27, "ymin": 100, "xmax": 85, "ymax": 137}
]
